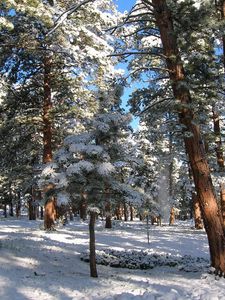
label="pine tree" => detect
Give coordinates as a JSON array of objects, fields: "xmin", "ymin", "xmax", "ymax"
[{"xmin": 112, "ymin": 0, "xmax": 225, "ymax": 273}]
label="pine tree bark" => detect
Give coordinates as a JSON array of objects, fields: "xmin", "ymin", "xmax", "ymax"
[
  {"xmin": 42, "ymin": 55, "xmax": 57, "ymax": 229},
  {"xmin": 89, "ymin": 211, "xmax": 98, "ymax": 277},
  {"xmin": 169, "ymin": 207, "xmax": 175, "ymax": 226},
  {"xmin": 9, "ymin": 201, "xmax": 13, "ymax": 217},
  {"xmin": 130, "ymin": 204, "xmax": 134, "ymax": 221},
  {"xmin": 16, "ymin": 191, "xmax": 21, "ymax": 218},
  {"xmin": 105, "ymin": 201, "xmax": 112, "ymax": 228},
  {"xmin": 123, "ymin": 201, "xmax": 128, "ymax": 221},
  {"xmin": 192, "ymin": 192, "xmax": 204, "ymax": 229},
  {"xmin": 44, "ymin": 197, "xmax": 57, "ymax": 229},
  {"xmin": 152, "ymin": 0, "xmax": 225, "ymax": 273},
  {"xmin": 43, "ymin": 183, "xmax": 57, "ymax": 230},
  {"xmin": 29, "ymin": 186, "xmax": 37, "ymax": 220},
  {"xmin": 43, "ymin": 55, "xmax": 53, "ymax": 164},
  {"xmin": 3, "ymin": 204, "xmax": 7, "ymax": 218},
  {"xmin": 221, "ymin": 184, "xmax": 225, "ymax": 228}
]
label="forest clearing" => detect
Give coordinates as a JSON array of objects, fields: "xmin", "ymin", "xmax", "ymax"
[{"xmin": 1, "ymin": 217, "xmax": 224, "ymax": 300}]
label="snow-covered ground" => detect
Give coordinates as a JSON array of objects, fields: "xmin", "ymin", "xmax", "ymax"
[{"xmin": 0, "ymin": 217, "xmax": 224, "ymax": 300}]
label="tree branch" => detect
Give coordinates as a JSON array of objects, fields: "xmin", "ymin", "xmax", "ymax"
[
  {"xmin": 109, "ymin": 51, "xmax": 165, "ymax": 59},
  {"xmin": 46, "ymin": 0, "xmax": 94, "ymax": 36},
  {"xmin": 138, "ymin": 97, "xmax": 173, "ymax": 116}
]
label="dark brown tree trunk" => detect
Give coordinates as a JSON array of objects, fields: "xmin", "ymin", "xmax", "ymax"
[
  {"xmin": 105, "ymin": 201, "xmax": 112, "ymax": 229},
  {"xmin": 193, "ymin": 192, "xmax": 204, "ymax": 229},
  {"xmin": 130, "ymin": 204, "xmax": 134, "ymax": 221},
  {"xmin": 28, "ymin": 199, "xmax": 36, "ymax": 220},
  {"xmin": 9, "ymin": 201, "xmax": 13, "ymax": 217},
  {"xmin": 16, "ymin": 191, "xmax": 21, "ymax": 218},
  {"xmin": 40, "ymin": 206, "xmax": 44, "ymax": 220},
  {"xmin": 43, "ymin": 55, "xmax": 53, "ymax": 164},
  {"xmin": 89, "ymin": 211, "xmax": 98, "ymax": 278},
  {"xmin": 29, "ymin": 186, "xmax": 37, "ymax": 220},
  {"xmin": 152, "ymin": 0, "xmax": 225, "ymax": 273},
  {"xmin": 42, "ymin": 55, "xmax": 57, "ymax": 229},
  {"xmin": 4, "ymin": 204, "xmax": 7, "ymax": 218},
  {"xmin": 221, "ymin": 184, "xmax": 225, "ymax": 228},
  {"xmin": 123, "ymin": 201, "xmax": 128, "ymax": 221}
]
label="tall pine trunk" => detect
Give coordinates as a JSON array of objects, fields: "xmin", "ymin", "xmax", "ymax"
[
  {"xmin": 152, "ymin": 0, "xmax": 225, "ymax": 273},
  {"xmin": 42, "ymin": 55, "xmax": 57, "ymax": 230}
]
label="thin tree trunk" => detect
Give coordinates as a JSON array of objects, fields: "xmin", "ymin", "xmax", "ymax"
[
  {"xmin": 29, "ymin": 186, "xmax": 37, "ymax": 220},
  {"xmin": 40, "ymin": 206, "xmax": 44, "ymax": 220},
  {"xmin": 105, "ymin": 201, "xmax": 112, "ymax": 229},
  {"xmin": 152, "ymin": 0, "xmax": 225, "ymax": 273},
  {"xmin": 130, "ymin": 204, "xmax": 134, "ymax": 221},
  {"xmin": 9, "ymin": 201, "xmax": 13, "ymax": 217},
  {"xmin": 123, "ymin": 201, "xmax": 128, "ymax": 221},
  {"xmin": 16, "ymin": 191, "xmax": 21, "ymax": 218},
  {"xmin": 4, "ymin": 204, "xmax": 7, "ymax": 218},
  {"xmin": 89, "ymin": 211, "xmax": 98, "ymax": 278}
]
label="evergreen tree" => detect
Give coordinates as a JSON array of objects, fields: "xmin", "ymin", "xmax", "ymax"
[{"xmin": 111, "ymin": 0, "xmax": 225, "ymax": 273}]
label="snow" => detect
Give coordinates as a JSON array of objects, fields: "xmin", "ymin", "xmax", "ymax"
[
  {"xmin": 0, "ymin": 218, "xmax": 225, "ymax": 300},
  {"xmin": 97, "ymin": 162, "xmax": 115, "ymax": 176}
]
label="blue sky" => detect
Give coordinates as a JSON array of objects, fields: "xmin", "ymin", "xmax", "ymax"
[
  {"xmin": 114, "ymin": 0, "xmax": 136, "ymax": 12},
  {"xmin": 113, "ymin": 0, "xmax": 140, "ymax": 129}
]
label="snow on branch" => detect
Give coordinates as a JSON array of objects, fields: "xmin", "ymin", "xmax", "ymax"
[{"xmin": 46, "ymin": 0, "xmax": 95, "ymax": 36}]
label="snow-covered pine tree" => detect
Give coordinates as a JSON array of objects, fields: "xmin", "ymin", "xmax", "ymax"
[
  {"xmin": 111, "ymin": 0, "xmax": 225, "ymax": 273},
  {"xmin": 39, "ymin": 82, "xmax": 146, "ymax": 226},
  {"xmin": 0, "ymin": 0, "xmax": 122, "ymax": 225}
]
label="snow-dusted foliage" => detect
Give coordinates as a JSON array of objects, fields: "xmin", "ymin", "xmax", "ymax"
[
  {"xmin": 81, "ymin": 248, "xmax": 209, "ymax": 272},
  {"xmin": 87, "ymin": 205, "xmax": 100, "ymax": 214},
  {"xmin": 97, "ymin": 162, "xmax": 115, "ymax": 176},
  {"xmin": 57, "ymin": 191, "xmax": 70, "ymax": 206},
  {"xmin": 40, "ymin": 85, "xmax": 149, "ymax": 211}
]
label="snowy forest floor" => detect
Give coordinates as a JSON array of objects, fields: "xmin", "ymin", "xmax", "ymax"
[{"xmin": 0, "ymin": 218, "xmax": 225, "ymax": 300}]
